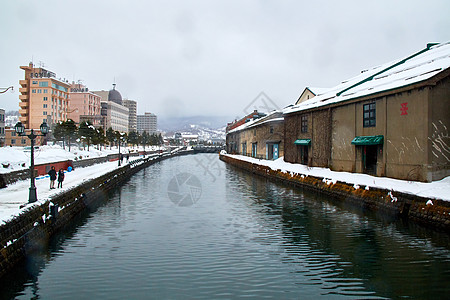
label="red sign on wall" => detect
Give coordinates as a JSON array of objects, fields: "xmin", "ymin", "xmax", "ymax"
[{"xmin": 400, "ymin": 103, "xmax": 408, "ymax": 115}]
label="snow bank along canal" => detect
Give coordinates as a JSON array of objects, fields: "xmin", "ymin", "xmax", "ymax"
[{"xmin": 1, "ymin": 154, "xmax": 449, "ymax": 299}]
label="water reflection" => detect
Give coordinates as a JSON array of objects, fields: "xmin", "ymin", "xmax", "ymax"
[
  {"xmin": 1, "ymin": 154, "xmax": 449, "ymax": 299},
  {"xmin": 225, "ymin": 165, "xmax": 450, "ymax": 298}
]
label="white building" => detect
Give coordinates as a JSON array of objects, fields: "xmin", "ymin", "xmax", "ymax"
[
  {"xmin": 137, "ymin": 112, "xmax": 157, "ymax": 134},
  {"xmin": 101, "ymin": 101, "xmax": 129, "ymax": 133},
  {"xmin": 95, "ymin": 84, "xmax": 129, "ymax": 133}
]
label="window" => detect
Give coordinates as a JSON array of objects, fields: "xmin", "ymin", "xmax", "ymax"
[
  {"xmin": 11, "ymin": 131, "xmax": 16, "ymax": 137},
  {"xmin": 39, "ymin": 82, "xmax": 48, "ymax": 87},
  {"xmin": 43, "ymin": 97, "xmax": 48, "ymax": 101},
  {"xmin": 301, "ymin": 115, "xmax": 308, "ymax": 133},
  {"xmin": 21, "ymin": 139, "xmax": 27, "ymax": 144},
  {"xmin": 32, "ymin": 89, "xmax": 36, "ymax": 93},
  {"xmin": 38, "ymin": 89, "xmax": 42, "ymax": 93},
  {"xmin": 43, "ymin": 104, "xmax": 47, "ymax": 108},
  {"xmin": 43, "ymin": 111, "xmax": 47, "ymax": 115},
  {"xmin": 270, "ymin": 126, "xmax": 274, "ymax": 134},
  {"xmin": 254, "ymin": 129, "xmax": 256, "ymax": 136},
  {"xmin": 32, "ymin": 81, "xmax": 38, "ymax": 85},
  {"xmin": 363, "ymin": 103, "xmax": 376, "ymax": 127},
  {"xmin": 252, "ymin": 142, "xmax": 258, "ymax": 158},
  {"xmin": 11, "ymin": 139, "xmax": 16, "ymax": 145}
]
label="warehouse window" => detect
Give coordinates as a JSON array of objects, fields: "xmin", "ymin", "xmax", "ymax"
[
  {"xmin": 301, "ymin": 115, "xmax": 308, "ymax": 133},
  {"xmin": 363, "ymin": 103, "xmax": 376, "ymax": 127}
]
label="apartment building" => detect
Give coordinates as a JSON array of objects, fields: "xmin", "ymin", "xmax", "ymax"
[
  {"xmin": 68, "ymin": 82, "xmax": 102, "ymax": 126},
  {"xmin": 123, "ymin": 99, "xmax": 137, "ymax": 132},
  {"xmin": 137, "ymin": 112, "xmax": 157, "ymax": 134},
  {"xmin": 19, "ymin": 63, "xmax": 70, "ymax": 130}
]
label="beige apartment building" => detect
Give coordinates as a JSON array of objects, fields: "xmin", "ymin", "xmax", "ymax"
[
  {"xmin": 123, "ymin": 99, "xmax": 137, "ymax": 132},
  {"xmin": 19, "ymin": 63, "xmax": 71, "ymax": 130},
  {"xmin": 0, "ymin": 109, "xmax": 4, "ymax": 147},
  {"xmin": 68, "ymin": 82, "xmax": 102, "ymax": 126}
]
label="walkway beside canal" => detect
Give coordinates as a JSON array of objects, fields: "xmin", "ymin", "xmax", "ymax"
[
  {"xmin": 0, "ymin": 152, "xmax": 160, "ymax": 225},
  {"xmin": 220, "ymin": 153, "xmax": 450, "ymax": 230}
]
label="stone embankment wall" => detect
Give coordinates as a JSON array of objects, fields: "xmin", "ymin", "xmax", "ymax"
[
  {"xmin": 220, "ymin": 154, "xmax": 450, "ymax": 231},
  {"xmin": 0, "ymin": 152, "xmax": 179, "ymax": 278}
]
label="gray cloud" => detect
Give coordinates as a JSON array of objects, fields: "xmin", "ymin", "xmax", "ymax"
[{"xmin": 1, "ymin": 0, "xmax": 449, "ymax": 119}]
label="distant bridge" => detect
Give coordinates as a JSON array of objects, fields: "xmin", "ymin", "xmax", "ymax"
[{"xmin": 192, "ymin": 145, "xmax": 225, "ymax": 153}]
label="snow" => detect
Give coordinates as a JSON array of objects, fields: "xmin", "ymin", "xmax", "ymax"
[
  {"xmin": 0, "ymin": 160, "xmax": 120, "ymax": 225},
  {"xmin": 0, "ymin": 144, "xmax": 166, "ymax": 174},
  {"xmin": 285, "ymin": 42, "xmax": 450, "ymax": 115},
  {"xmin": 228, "ymin": 110, "xmax": 282, "ymax": 133},
  {"xmin": 223, "ymin": 154, "xmax": 450, "ymax": 202},
  {"xmin": 308, "ymin": 87, "xmax": 329, "ymax": 96},
  {"xmin": 0, "ymin": 145, "xmax": 172, "ymax": 225},
  {"xmin": 0, "ymin": 144, "xmax": 170, "ymax": 224}
]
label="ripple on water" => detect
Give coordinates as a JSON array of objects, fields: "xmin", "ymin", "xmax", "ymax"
[{"xmin": 5, "ymin": 154, "xmax": 450, "ymax": 300}]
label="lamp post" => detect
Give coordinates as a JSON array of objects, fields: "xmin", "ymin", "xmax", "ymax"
[
  {"xmin": 15, "ymin": 121, "xmax": 49, "ymax": 203},
  {"xmin": 118, "ymin": 136, "xmax": 122, "ymax": 166}
]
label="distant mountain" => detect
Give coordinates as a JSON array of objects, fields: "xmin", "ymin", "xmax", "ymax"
[
  {"xmin": 158, "ymin": 116, "xmax": 232, "ymax": 141},
  {"xmin": 158, "ymin": 116, "xmax": 232, "ymax": 132}
]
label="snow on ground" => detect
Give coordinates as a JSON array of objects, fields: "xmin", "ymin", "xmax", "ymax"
[
  {"xmin": 224, "ymin": 154, "xmax": 450, "ymax": 202},
  {"xmin": 0, "ymin": 144, "xmax": 166, "ymax": 173},
  {"xmin": 0, "ymin": 151, "xmax": 169, "ymax": 225},
  {"xmin": 0, "ymin": 145, "xmax": 183, "ymax": 225},
  {"xmin": 0, "ymin": 160, "xmax": 121, "ymax": 225}
]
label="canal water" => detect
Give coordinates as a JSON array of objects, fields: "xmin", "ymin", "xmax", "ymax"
[{"xmin": 1, "ymin": 154, "xmax": 449, "ymax": 299}]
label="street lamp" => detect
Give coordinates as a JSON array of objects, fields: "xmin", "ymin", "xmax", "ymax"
[
  {"xmin": 118, "ymin": 136, "xmax": 122, "ymax": 166},
  {"xmin": 15, "ymin": 121, "xmax": 49, "ymax": 203},
  {"xmin": 0, "ymin": 86, "xmax": 14, "ymax": 94}
]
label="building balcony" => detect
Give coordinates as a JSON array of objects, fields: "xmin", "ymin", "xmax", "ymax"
[
  {"xmin": 19, "ymin": 102, "xmax": 28, "ymax": 109},
  {"xmin": 19, "ymin": 80, "xmax": 28, "ymax": 87},
  {"xmin": 19, "ymin": 113, "xmax": 28, "ymax": 120},
  {"xmin": 19, "ymin": 95, "xmax": 29, "ymax": 100},
  {"xmin": 19, "ymin": 87, "xmax": 28, "ymax": 94}
]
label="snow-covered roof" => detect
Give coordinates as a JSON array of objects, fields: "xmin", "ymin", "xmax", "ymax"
[
  {"xmin": 308, "ymin": 87, "xmax": 328, "ymax": 96},
  {"xmin": 285, "ymin": 42, "xmax": 450, "ymax": 115},
  {"xmin": 228, "ymin": 111, "xmax": 283, "ymax": 133}
]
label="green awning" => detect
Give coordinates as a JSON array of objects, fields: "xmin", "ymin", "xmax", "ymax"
[
  {"xmin": 351, "ymin": 135, "xmax": 384, "ymax": 146},
  {"xmin": 294, "ymin": 139, "xmax": 311, "ymax": 146}
]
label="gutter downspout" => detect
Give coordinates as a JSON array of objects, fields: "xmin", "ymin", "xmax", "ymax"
[{"xmin": 336, "ymin": 43, "xmax": 438, "ymax": 97}]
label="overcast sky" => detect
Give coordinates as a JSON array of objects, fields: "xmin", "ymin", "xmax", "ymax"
[{"xmin": 1, "ymin": 0, "xmax": 449, "ymax": 119}]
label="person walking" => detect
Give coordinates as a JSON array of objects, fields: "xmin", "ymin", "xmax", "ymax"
[
  {"xmin": 57, "ymin": 169, "xmax": 65, "ymax": 188},
  {"xmin": 48, "ymin": 166, "xmax": 57, "ymax": 189}
]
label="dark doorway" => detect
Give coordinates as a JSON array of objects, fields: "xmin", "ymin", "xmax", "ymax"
[
  {"xmin": 363, "ymin": 145, "xmax": 378, "ymax": 175},
  {"xmin": 299, "ymin": 145, "xmax": 308, "ymax": 165}
]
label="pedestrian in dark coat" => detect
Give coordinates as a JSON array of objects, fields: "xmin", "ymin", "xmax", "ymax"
[
  {"xmin": 57, "ymin": 169, "xmax": 65, "ymax": 188},
  {"xmin": 48, "ymin": 166, "xmax": 57, "ymax": 189}
]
